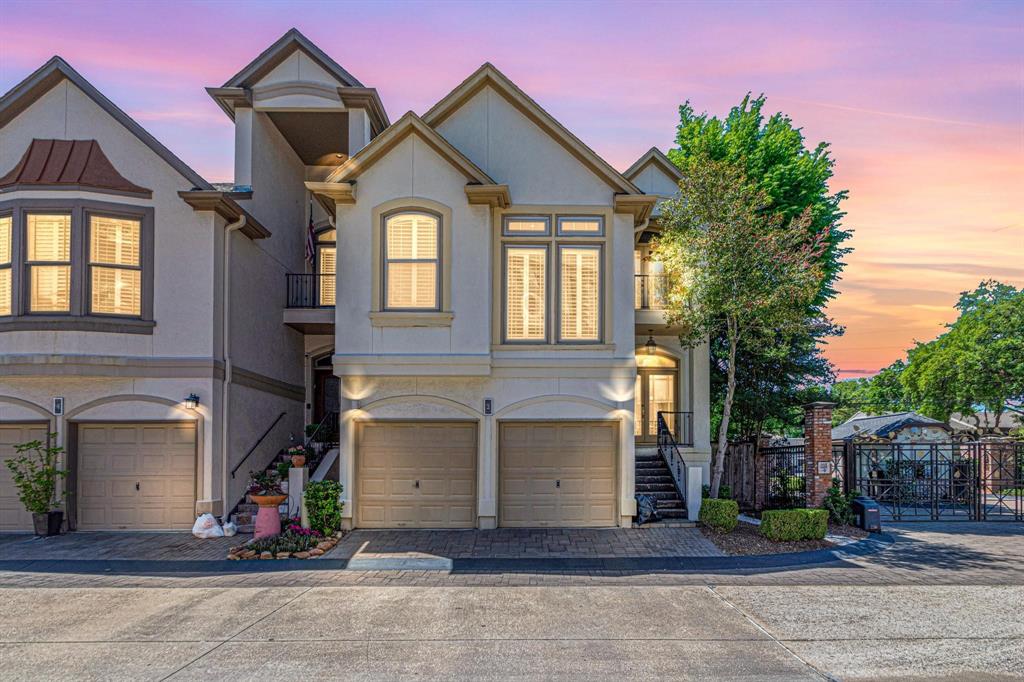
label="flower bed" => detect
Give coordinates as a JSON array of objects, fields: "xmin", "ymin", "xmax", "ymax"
[
  {"xmin": 227, "ymin": 517, "xmax": 345, "ymax": 560},
  {"xmin": 701, "ymin": 519, "xmax": 868, "ymax": 556}
]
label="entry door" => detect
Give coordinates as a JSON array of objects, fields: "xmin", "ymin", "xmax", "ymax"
[{"xmin": 635, "ymin": 370, "xmax": 676, "ymax": 443}]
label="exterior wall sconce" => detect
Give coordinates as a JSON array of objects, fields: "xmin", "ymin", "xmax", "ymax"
[
  {"xmin": 644, "ymin": 331, "xmax": 657, "ymax": 355},
  {"xmin": 184, "ymin": 393, "xmax": 200, "ymax": 410}
]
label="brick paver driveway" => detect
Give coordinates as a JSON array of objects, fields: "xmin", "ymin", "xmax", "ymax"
[{"xmin": 0, "ymin": 531, "xmax": 247, "ymax": 561}]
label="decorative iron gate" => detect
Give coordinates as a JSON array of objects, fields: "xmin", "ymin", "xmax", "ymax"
[
  {"xmin": 763, "ymin": 445, "xmax": 807, "ymax": 509},
  {"xmin": 850, "ymin": 441, "xmax": 1023, "ymax": 521}
]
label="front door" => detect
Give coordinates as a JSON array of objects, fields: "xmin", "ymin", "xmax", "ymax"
[{"xmin": 635, "ymin": 370, "xmax": 676, "ymax": 443}]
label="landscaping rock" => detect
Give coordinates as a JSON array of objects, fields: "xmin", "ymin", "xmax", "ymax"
[
  {"xmin": 241, "ymin": 550, "xmax": 257, "ymax": 559},
  {"xmin": 294, "ymin": 551, "xmax": 310, "ymax": 559},
  {"xmin": 309, "ymin": 548, "xmax": 324, "ymax": 556},
  {"xmin": 227, "ymin": 553, "xmax": 240, "ymax": 560},
  {"xmin": 276, "ymin": 552, "xmax": 291, "ymax": 559},
  {"xmin": 259, "ymin": 551, "xmax": 273, "ymax": 560}
]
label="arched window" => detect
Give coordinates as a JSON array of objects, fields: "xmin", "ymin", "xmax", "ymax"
[
  {"xmin": 382, "ymin": 211, "xmax": 440, "ymax": 310},
  {"xmin": 316, "ymin": 228, "xmax": 336, "ymax": 306}
]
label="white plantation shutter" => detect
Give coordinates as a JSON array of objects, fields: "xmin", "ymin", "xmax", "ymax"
[
  {"xmin": 505, "ymin": 247, "xmax": 546, "ymax": 340},
  {"xmin": 89, "ymin": 216, "xmax": 141, "ymax": 316},
  {"xmin": 27, "ymin": 214, "xmax": 71, "ymax": 312},
  {"xmin": 385, "ymin": 212, "xmax": 439, "ymax": 309},
  {"xmin": 318, "ymin": 246, "xmax": 336, "ymax": 306},
  {"xmin": 0, "ymin": 216, "xmax": 10, "ymax": 316},
  {"xmin": 560, "ymin": 246, "xmax": 600, "ymax": 341}
]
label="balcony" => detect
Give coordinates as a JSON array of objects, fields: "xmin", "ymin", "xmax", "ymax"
[
  {"xmin": 635, "ymin": 273, "xmax": 676, "ymax": 329},
  {"xmin": 283, "ymin": 273, "xmax": 335, "ymax": 334}
]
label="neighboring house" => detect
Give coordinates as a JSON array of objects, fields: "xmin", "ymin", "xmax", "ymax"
[
  {"xmin": 949, "ymin": 410, "xmax": 1024, "ymax": 436},
  {"xmin": 832, "ymin": 412, "xmax": 951, "ymax": 443},
  {"xmin": 0, "ymin": 29, "xmax": 711, "ymax": 533}
]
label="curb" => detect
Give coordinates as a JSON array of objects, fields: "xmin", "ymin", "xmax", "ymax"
[{"xmin": 0, "ymin": 533, "xmax": 893, "ymax": 575}]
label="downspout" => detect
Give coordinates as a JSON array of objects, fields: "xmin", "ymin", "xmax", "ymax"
[{"xmin": 220, "ymin": 214, "xmax": 246, "ymax": 523}]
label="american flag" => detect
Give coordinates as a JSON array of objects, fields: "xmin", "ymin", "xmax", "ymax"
[{"xmin": 305, "ymin": 203, "xmax": 316, "ymax": 266}]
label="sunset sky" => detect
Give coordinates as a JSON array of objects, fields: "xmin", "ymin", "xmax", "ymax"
[{"xmin": 2, "ymin": 0, "xmax": 1021, "ymax": 378}]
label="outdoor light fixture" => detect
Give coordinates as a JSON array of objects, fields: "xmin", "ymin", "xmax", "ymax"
[
  {"xmin": 644, "ymin": 332, "xmax": 657, "ymax": 355},
  {"xmin": 184, "ymin": 393, "xmax": 200, "ymax": 410}
]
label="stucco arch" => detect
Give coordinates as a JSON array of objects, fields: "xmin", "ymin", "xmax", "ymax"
[
  {"xmin": 64, "ymin": 393, "xmax": 199, "ymax": 421},
  {"xmin": 0, "ymin": 395, "xmax": 55, "ymax": 422},
  {"xmin": 495, "ymin": 394, "xmax": 619, "ymax": 419},
  {"xmin": 358, "ymin": 393, "xmax": 481, "ymax": 419}
]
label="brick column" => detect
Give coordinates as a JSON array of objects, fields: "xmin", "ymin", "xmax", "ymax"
[{"xmin": 803, "ymin": 402, "xmax": 836, "ymax": 508}]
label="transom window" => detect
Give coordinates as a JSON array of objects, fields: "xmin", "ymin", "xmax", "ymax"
[
  {"xmin": 501, "ymin": 213, "xmax": 605, "ymax": 344},
  {"xmin": 383, "ymin": 211, "xmax": 440, "ymax": 310}
]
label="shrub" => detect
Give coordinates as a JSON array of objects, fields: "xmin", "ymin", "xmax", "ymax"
[
  {"xmin": 822, "ymin": 478, "xmax": 859, "ymax": 525},
  {"xmin": 701, "ymin": 484, "xmax": 733, "ymax": 500},
  {"xmin": 305, "ymin": 480, "xmax": 344, "ymax": 535},
  {"xmin": 247, "ymin": 529, "xmax": 322, "ymax": 555},
  {"xmin": 760, "ymin": 509, "xmax": 828, "ymax": 542},
  {"xmin": 699, "ymin": 498, "xmax": 739, "ymax": 533},
  {"xmin": 3, "ymin": 435, "xmax": 65, "ymax": 514}
]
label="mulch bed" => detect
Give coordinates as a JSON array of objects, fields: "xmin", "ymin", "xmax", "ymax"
[
  {"xmin": 702, "ymin": 520, "xmax": 865, "ymax": 556},
  {"xmin": 227, "ymin": 530, "xmax": 347, "ymax": 561}
]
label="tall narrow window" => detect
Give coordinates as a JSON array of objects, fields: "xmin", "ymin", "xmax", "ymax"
[
  {"xmin": 26, "ymin": 214, "xmax": 71, "ymax": 313},
  {"xmin": 89, "ymin": 215, "xmax": 141, "ymax": 316},
  {"xmin": 317, "ymin": 228, "xmax": 336, "ymax": 306},
  {"xmin": 505, "ymin": 246, "xmax": 547, "ymax": 341},
  {"xmin": 560, "ymin": 246, "xmax": 600, "ymax": 341},
  {"xmin": 384, "ymin": 211, "xmax": 439, "ymax": 310},
  {"xmin": 0, "ymin": 215, "xmax": 11, "ymax": 316}
]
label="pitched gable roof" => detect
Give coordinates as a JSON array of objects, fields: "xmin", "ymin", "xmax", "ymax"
[
  {"xmin": 831, "ymin": 411, "xmax": 948, "ymax": 440},
  {"xmin": 623, "ymin": 147, "xmax": 683, "ymax": 183},
  {"xmin": 1, "ymin": 139, "xmax": 152, "ymax": 197},
  {"xmin": 326, "ymin": 111, "xmax": 495, "ymax": 185},
  {"xmin": 222, "ymin": 28, "xmax": 362, "ymax": 90},
  {"xmin": 0, "ymin": 57, "xmax": 210, "ymax": 190},
  {"xmin": 423, "ymin": 63, "xmax": 642, "ymax": 196}
]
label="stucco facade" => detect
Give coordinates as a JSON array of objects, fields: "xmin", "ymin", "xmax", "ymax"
[{"xmin": 1, "ymin": 30, "xmax": 711, "ymax": 532}]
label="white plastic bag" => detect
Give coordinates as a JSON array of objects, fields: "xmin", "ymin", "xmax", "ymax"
[
  {"xmin": 222, "ymin": 521, "xmax": 237, "ymax": 537},
  {"xmin": 192, "ymin": 513, "xmax": 224, "ymax": 539}
]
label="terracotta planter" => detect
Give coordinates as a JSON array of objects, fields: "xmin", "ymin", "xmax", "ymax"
[
  {"xmin": 250, "ymin": 494, "xmax": 287, "ymax": 508},
  {"xmin": 291, "ymin": 455, "xmax": 306, "ymax": 468}
]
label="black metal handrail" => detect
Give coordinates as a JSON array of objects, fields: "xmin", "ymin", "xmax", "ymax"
[
  {"xmin": 305, "ymin": 410, "xmax": 339, "ymax": 448},
  {"xmin": 286, "ymin": 273, "xmax": 335, "ymax": 308},
  {"xmin": 657, "ymin": 411, "xmax": 694, "ymax": 448},
  {"xmin": 656, "ymin": 411, "xmax": 689, "ymax": 507},
  {"xmin": 635, "ymin": 274, "xmax": 669, "ymax": 310},
  {"xmin": 230, "ymin": 411, "xmax": 286, "ymax": 479}
]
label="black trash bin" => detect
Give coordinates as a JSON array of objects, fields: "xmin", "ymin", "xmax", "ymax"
[{"xmin": 851, "ymin": 496, "xmax": 881, "ymax": 532}]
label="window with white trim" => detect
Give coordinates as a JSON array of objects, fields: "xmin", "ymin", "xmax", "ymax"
[
  {"xmin": 89, "ymin": 214, "xmax": 141, "ymax": 316},
  {"xmin": 505, "ymin": 245, "xmax": 547, "ymax": 341},
  {"xmin": 383, "ymin": 211, "xmax": 440, "ymax": 310},
  {"xmin": 0, "ymin": 215, "xmax": 11, "ymax": 316},
  {"xmin": 559, "ymin": 245, "xmax": 600, "ymax": 341},
  {"xmin": 26, "ymin": 213, "xmax": 72, "ymax": 313},
  {"xmin": 500, "ymin": 213, "xmax": 604, "ymax": 344}
]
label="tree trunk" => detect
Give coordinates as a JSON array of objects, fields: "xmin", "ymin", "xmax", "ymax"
[{"xmin": 710, "ymin": 317, "xmax": 738, "ymax": 499}]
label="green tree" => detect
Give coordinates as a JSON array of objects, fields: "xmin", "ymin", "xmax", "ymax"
[
  {"xmin": 830, "ymin": 360, "xmax": 910, "ymax": 424},
  {"xmin": 902, "ymin": 281, "xmax": 1024, "ymax": 429},
  {"xmin": 653, "ymin": 159, "xmax": 829, "ymax": 497},
  {"xmin": 668, "ymin": 94, "xmax": 850, "ymax": 438}
]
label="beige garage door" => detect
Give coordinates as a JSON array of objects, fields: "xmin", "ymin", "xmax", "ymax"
[
  {"xmin": 500, "ymin": 421, "xmax": 617, "ymax": 527},
  {"xmin": 77, "ymin": 423, "xmax": 196, "ymax": 530},
  {"xmin": 357, "ymin": 422, "xmax": 477, "ymax": 528},
  {"xmin": 1, "ymin": 423, "xmax": 50, "ymax": 532}
]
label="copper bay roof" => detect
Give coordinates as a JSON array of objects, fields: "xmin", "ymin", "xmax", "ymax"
[{"xmin": 0, "ymin": 138, "xmax": 152, "ymax": 197}]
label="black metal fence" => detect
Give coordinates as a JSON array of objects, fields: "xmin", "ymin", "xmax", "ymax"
[
  {"xmin": 849, "ymin": 441, "xmax": 1023, "ymax": 521},
  {"xmin": 763, "ymin": 444, "xmax": 807, "ymax": 509},
  {"xmin": 286, "ymin": 273, "xmax": 335, "ymax": 308}
]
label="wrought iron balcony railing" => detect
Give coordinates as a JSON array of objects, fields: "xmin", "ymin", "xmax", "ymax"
[{"xmin": 285, "ymin": 273, "xmax": 335, "ymax": 308}]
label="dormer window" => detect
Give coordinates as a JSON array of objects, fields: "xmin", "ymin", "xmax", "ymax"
[{"xmin": 383, "ymin": 211, "xmax": 440, "ymax": 311}]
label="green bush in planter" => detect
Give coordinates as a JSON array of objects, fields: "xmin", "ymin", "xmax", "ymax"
[
  {"xmin": 760, "ymin": 509, "xmax": 828, "ymax": 542},
  {"xmin": 698, "ymin": 498, "xmax": 739, "ymax": 533},
  {"xmin": 304, "ymin": 480, "xmax": 344, "ymax": 535}
]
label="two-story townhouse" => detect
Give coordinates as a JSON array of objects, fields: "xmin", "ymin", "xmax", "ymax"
[{"xmin": 0, "ymin": 29, "xmax": 712, "ymax": 533}]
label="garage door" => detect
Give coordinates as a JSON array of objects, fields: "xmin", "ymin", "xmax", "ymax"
[
  {"xmin": 500, "ymin": 421, "xmax": 617, "ymax": 527},
  {"xmin": 77, "ymin": 423, "xmax": 196, "ymax": 530},
  {"xmin": 356, "ymin": 422, "xmax": 476, "ymax": 528},
  {"xmin": 1, "ymin": 423, "xmax": 50, "ymax": 531}
]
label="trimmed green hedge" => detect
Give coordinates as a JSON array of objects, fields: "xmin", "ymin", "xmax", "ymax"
[
  {"xmin": 760, "ymin": 509, "xmax": 828, "ymax": 542},
  {"xmin": 699, "ymin": 498, "xmax": 739, "ymax": 533}
]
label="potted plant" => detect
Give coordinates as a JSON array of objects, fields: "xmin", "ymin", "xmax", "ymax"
[
  {"xmin": 4, "ymin": 435, "xmax": 66, "ymax": 536},
  {"xmin": 287, "ymin": 445, "xmax": 308, "ymax": 468},
  {"xmin": 247, "ymin": 470, "xmax": 287, "ymax": 509}
]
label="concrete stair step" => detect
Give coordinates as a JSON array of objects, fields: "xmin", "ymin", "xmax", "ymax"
[
  {"xmin": 234, "ymin": 523, "xmax": 255, "ymax": 534},
  {"xmin": 231, "ymin": 513, "xmax": 254, "ymax": 525},
  {"xmin": 657, "ymin": 509, "xmax": 688, "ymax": 519},
  {"xmin": 636, "ymin": 483, "xmax": 676, "ymax": 493},
  {"xmin": 657, "ymin": 498, "xmax": 684, "ymax": 508},
  {"xmin": 647, "ymin": 491, "xmax": 683, "ymax": 501},
  {"xmin": 237, "ymin": 503, "xmax": 258, "ymax": 514}
]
